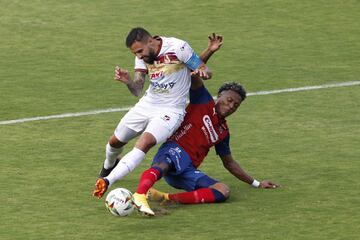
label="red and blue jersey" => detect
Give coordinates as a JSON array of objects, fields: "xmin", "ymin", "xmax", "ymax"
[{"xmin": 170, "ymin": 85, "xmax": 231, "ymax": 168}]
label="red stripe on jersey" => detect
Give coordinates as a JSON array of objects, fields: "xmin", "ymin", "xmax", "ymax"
[{"xmin": 156, "ymin": 53, "xmax": 179, "ymax": 64}]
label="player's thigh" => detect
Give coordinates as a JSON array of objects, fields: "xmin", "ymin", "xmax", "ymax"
[
  {"xmin": 114, "ymin": 106, "xmax": 148, "ymax": 142},
  {"xmin": 145, "ymin": 111, "xmax": 184, "ymax": 144},
  {"xmin": 163, "ymin": 175, "xmax": 195, "ymax": 192},
  {"xmin": 152, "ymin": 141, "xmax": 191, "ymax": 177},
  {"xmin": 164, "ymin": 168, "xmax": 211, "ymax": 192}
]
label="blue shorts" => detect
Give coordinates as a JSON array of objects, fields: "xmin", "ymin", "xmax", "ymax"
[{"xmin": 152, "ymin": 141, "xmax": 218, "ymax": 192}]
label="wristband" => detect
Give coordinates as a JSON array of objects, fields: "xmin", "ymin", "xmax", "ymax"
[{"xmin": 251, "ymin": 179, "xmax": 260, "ymax": 188}]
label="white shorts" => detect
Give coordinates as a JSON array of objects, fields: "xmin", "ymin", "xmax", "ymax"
[{"xmin": 114, "ymin": 102, "xmax": 185, "ymax": 144}]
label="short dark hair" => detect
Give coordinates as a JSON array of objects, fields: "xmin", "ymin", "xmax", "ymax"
[
  {"xmin": 218, "ymin": 82, "xmax": 247, "ymax": 101},
  {"xmin": 125, "ymin": 27, "xmax": 152, "ymax": 48}
]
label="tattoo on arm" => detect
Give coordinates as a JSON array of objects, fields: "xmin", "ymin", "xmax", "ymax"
[{"xmin": 127, "ymin": 71, "xmax": 146, "ymax": 96}]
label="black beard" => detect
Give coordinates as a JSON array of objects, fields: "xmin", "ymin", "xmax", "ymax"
[{"xmin": 143, "ymin": 51, "xmax": 157, "ymax": 64}]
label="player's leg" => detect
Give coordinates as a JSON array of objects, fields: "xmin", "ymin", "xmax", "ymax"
[
  {"xmin": 104, "ymin": 132, "xmax": 155, "ymax": 188},
  {"xmin": 155, "ymin": 172, "xmax": 228, "ymax": 204},
  {"xmin": 98, "ymin": 135, "xmax": 126, "ymax": 178},
  {"xmin": 93, "ymin": 106, "xmax": 146, "ymax": 198},
  {"xmin": 94, "ymin": 132, "xmax": 138, "ymax": 199},
  {"xmin": 106, "ymin": 110, "xmax": 184, "ymax": 187},
  {"xmin": 147, "ymin": 151, "xmax": 207, "ymax": 204},
  {"xmin": 135, "ymin": 162, "xmax": 170, "ymax": 194},
  {"xmin": 132, "ymin": 142, "xmax": 178, "ymax": 216},
  {"xmin": 99, "ymin": 105, "xmax": 146, "ymax": 177},
  {"xmin": 134, "ymin": 144, "xmax": 176, "ymax": 196},
  {"xmin": 132, "ymin": 162, "xmax": 168, "ymax": 216},
  {"xmin": 98, "ymin": 124, "xmax": 140, "ymax": 179},
  {"xmin": 208, "ymin": 182, "xmax": 231, "ymax": 200}
]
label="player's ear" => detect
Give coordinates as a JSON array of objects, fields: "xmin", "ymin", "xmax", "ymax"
[{"xmin": 147, "ymin": 37, "xmax": 153, "ymax": 44}]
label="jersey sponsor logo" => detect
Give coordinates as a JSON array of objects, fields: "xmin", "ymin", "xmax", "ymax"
[
  {"xmin": 147, "ymin": 53, "xmax": 185, "ymax": 79},
  {"xmin": 149, "ymin": 71, "xmax": 165, "ymax": 80},
  {"xmin": 202, "ymin": 115, "xmax": 219, "ymax": 143},
  {"xmin": 174, "ymin": 123, "xmax": 192, "ymax": 141},
  {"xmin": 201, "ymin": 126, "xmax": 210, "ymax": 144},
  {"xmin": 150, "ymin": 81, "xmax": 176, "ymax": 94}
]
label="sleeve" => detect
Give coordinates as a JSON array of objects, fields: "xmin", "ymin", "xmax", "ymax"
[
  {"xmin": 175, "ymin": 41, "xmax": 203, "ymax": 71},
  {"xmin": 134, "ymin": 57, "xmax": 148, "ymax": 73},
  {"xmin": 189, "ymin": 85, "xmax": 214, "ymax": 104},
  {"xmin": 215, "ymin": 134, "xmax": 231, "ymax": 157}
]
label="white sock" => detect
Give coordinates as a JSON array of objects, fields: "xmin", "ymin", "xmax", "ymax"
[
  {"xmin": 103, "ymin": 143, "xmax": 123, "ymax": 169},
  {"xmin": 106, "ymin": 147, "xmax": 145, "ymax": 186}
]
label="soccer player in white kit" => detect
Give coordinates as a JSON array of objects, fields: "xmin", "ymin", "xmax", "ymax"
[{"xmin": 93, "ymin": 27, "xmax": 212, "ymax": 198}]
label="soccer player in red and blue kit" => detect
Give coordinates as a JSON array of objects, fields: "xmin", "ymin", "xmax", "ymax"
[{"xmin": 132, "ymin": 78, "xmax": 280, "ymax": 216}]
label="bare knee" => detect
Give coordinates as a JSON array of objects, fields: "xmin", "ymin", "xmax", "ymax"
[
  {"xmin": 134, "ymin": 132, "xmax": 157, "ymax": 153},
  {"xmin": 151, "ymin": 162, "xmax": 171, "ymax": 175},
  {"xmin": 210, "ymin": 182, "xmax": 231, "ymax": 200},
  {"xmin": 108, "ymin": 135, "xmax": 126, "ymax": 148}
]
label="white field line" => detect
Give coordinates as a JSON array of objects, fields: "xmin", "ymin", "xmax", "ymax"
[
  {"xmin": 246, "ymin": 81, "xmax": 360, "ymax": 96},
  {"xmin": 1, "ymin": 81, "xmax": 359, "ymax": 125}
]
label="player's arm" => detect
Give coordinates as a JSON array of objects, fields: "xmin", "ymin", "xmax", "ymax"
[
  {"xmin": 191, "ymin": 33, "xmax": 223, "ymax": 90},
  {"xmin": 179, "ymin": 41, "xmax": 211, "ymax": 86},
  {"xmin": 220, "ymin": 154, "xmax": 279, "ymax": 189},
  {"xmin": 200, "ymin": 33, "xmax": 223, "ymax": 64},
  {"xmin": 114, "ymin": 66, "xmax": 146, "ymax": 96}
]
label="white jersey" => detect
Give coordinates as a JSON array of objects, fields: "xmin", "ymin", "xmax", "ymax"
[{"xmin": 134, "ymin": 36, "xmax": 201, "ymax": 113}]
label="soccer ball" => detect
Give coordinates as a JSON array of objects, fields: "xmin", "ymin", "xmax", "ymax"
[{"xmin": 105, "ymin": 188, "xmax": 135, "ymax": 217}]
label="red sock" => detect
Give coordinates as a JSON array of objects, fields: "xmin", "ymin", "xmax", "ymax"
[
  {"xmin": 168, "ymin": 188, "xmax": 216, "ymax": 204},
  {"xmin": 136, "ymin": 168, "xmax": 161, "ymax": 194}
]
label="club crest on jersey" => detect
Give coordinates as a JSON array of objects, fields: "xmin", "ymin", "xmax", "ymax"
[{"xmin": 202, "ymin": 115, "xmax": 219, "ymax": 143}]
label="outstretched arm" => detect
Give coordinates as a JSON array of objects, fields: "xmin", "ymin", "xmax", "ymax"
[
  {"xmin": 200, "ymin": 33, "xmax": 223, "ymax": 64},
  {"xmin": 114, "ymin": 66, "xmax": 146, "ymax": 97},
  {"xmin": 191, "ymin": 33, "xmax": 223, "ymax": 90},
  {"xmin": 220, "ymin": 154, "xmax": 279, "ymax": 189}
]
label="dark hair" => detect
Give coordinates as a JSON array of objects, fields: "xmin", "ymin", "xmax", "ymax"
[
  {"xmin": 125, "ymin": 27, "xmax": 152, "ymax": 48},
  {"xmin": 218, "ymin": 82, "xmax": 247, "ymax": 101}
]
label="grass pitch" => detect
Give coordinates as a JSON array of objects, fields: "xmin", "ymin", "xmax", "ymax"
[{"xmin": 1, "ymin": 1, "xmax": 359, "ymax": 239}]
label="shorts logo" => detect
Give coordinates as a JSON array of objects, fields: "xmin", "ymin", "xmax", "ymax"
[
  {"xmin": 202, "ymin": 115, "xmax": 218, "ymax": 143},
  {"xmin": 168, "ymin": 147, "xmax": 181, "ymax": 170},
  {"xmin": 162, "ymin": 115, "xmax": 171, "ymax": 121}
]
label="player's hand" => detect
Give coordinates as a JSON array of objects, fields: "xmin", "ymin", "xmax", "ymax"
[
  {"xmin": 207, "ymin": 33, "xmax": 223, "ymax": 53},
  {"xmin": 114, "ymin": 66, "xmax": 131, "ymax": 85},
  {"xmin": 260, "ymin": 180, "xmax": 280, "ymax": 189},
  {"xmin": 191, "ymin": 68, "xmax": 212, "ymax": 80}
]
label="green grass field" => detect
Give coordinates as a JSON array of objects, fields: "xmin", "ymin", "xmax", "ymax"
[{"xmin": 1, "ymin": 1, "xmax": 359, "ymax": 239}]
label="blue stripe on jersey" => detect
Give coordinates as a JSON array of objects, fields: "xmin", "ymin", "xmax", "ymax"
[
  {"xmin": 215, "ymin": 134, "xmax": 231, "ymax": 156},
  {"xmin": 189, "ymin": 85, "xmax": 213, "ymax": 104},
  {"xmin": 185, "ymin": 52, "xmax": 202, "ymax": 70}
]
